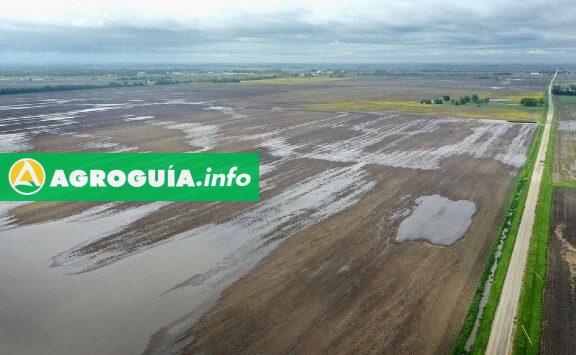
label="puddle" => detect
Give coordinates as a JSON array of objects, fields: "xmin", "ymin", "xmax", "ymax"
[
  {"xmin": 153, "ymin": 121, "xmax": 219, "ymax": 151},
  {"xmin": 206, "ymin": 106, "xmax": 246, "ymax": 119},
  {"xmin": 123, "ymin": 115, "xmax": 155, "ymax": 122},
  {"xmin": 395, "ymin": 194, "xmax": 476, "ymax": 246},
  {"xmin": 559, "ymin": 121, "xmax": 576, "ymax": 132},
  {"xmin": 0, "ymin": 132, "xmax": 31, "ymax": 152},
  {"xmin": 260, "ymin": 137, "xmax": 302, "ymax": 158}
]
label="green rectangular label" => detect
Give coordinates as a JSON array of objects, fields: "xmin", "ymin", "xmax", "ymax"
[{"xmin": 1, "ymin": 153, "xmax": 259, "ymax": 201}]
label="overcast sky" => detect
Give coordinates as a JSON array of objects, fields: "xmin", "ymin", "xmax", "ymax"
[{"xmin": 1, "ymin": 0, "xmax": 575, "ymax": 64}]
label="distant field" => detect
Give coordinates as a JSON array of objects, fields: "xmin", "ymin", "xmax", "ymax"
[
  {"xmin": 294, "ymin": 77, "xmax": 546, "ymax": 121},
  {"xmin": 308, "ymin": 98, "xmax": 542, "ymax": 121},
  {"xmin": 553, "ymin": 95, "xmax": 576, "ymax": 184},
  {"xmin": 0, "ymin": 76, "xmax": 115, "ymax": 89},
  {"xmin": 242, "ymin": 76, "xmax": 345, "ymax": 85}
]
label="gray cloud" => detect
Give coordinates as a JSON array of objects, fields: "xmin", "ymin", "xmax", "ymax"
[{"xmin": 1, "ymin": 0, "xmax": 575, "ymax": 63}]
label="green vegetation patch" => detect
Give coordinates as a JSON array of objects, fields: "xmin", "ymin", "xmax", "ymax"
[
  {"xmin": 520, "ymin": 97, "xmax": 546, "ymax": 107},
  {"xmin": 419, "ymin": 94, "xmax": 490, "ymax": 106},
  {"xmin": 512, "ymin": 117, "xmax": 557, "ymax": 354},
  {"xmin": 558, "ymin": 95, "xmax": 576, "ymax": 105}
]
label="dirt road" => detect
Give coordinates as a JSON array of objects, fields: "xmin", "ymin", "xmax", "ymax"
[{"xmin": 486, "ymin": 70, "xmax": 557, "ymax": 355}]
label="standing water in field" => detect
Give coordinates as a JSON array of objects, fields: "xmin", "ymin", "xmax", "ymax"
[{"xmin": 396, "ymin": 194, "xmax": 476, "ymax": 246}]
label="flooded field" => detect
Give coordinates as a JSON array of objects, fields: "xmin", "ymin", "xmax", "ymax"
[{"xmin": 0, "ymin": 74, "xmax": 545, "ymax": 354}]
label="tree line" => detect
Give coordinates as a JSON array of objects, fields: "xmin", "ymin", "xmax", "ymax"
[
  {"xmin": 0, "ymin": 82, "xmax": 144, "ymax": 95},
  {"xmin": 419, "ymin": 94, "xmax": 489, "ymax": 106},
  {"xmin": 520, "ymin": 97, "xmax": 545, "ymax": 107},
  {"xmin": 552, "ymin": 85, "xmax": 576, "ymax": 96}
]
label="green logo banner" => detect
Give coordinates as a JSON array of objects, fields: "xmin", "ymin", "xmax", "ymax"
[{"xmin": 1, "ymin": 153, "xmax": 259, "ymax": 201}]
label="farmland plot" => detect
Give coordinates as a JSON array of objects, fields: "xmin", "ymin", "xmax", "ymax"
[
  {"xmin": 0, "ymin": 75, "xmax": 542, "ymax": 354},
  {"xmin": 541, "ymin": 189, "xmax": 576, "ymax": 354}
]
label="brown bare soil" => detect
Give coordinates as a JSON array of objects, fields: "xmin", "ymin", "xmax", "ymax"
[
  {"xmin": 0, "ymin": 74, "xmax": 544, "ymax": 353},
  {"xmin": 553, "ymin": 97, "xmax": 576, "ymax": 183},
  {"xmin": 541, "ymin": 189, "xmax": 576, "ymax": 354},
  {"xmin": 176, "ymin": 156, "xmax": 519, "ymax": 354}
]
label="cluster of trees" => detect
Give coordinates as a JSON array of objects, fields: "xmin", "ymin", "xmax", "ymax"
[
  {"xmin": 419, "ymin": 97, "xmax": 446, "ymax": 104},
  {"xmin": 204, "ymin": 78, "xmax": 242, "ymax": 83},
  {"xmin": 155, "ymin": 77, "xmax": 196, "ymax": 85},
  {"xmin": 520, "ymin": 97, "xmax": 546, "ymax": 107},
  {"xmin": 370, "ymin": 70, "xmax": 426, "ymax": 76},
  {"xmin": 419, "ymin": 94, "xmax": 489, "ymax": 106},
  {"xmin": 458, "ymin": 94, "xmax": 490, "ymax": 105},
  {"xmin": 552, "ymin": 85, "xmax": 576, "ymax": 96},
  {"xmin": 0, "ymin": 82, "xmax": 144, "ymax": 95}
]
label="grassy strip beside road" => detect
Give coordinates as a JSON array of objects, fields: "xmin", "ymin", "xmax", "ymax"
[
  {"xmin": 512, "ymin": 107, "xmax": 557, "ymax": 354},
  {"xmin": 451, "ymin": 96, "xmax": 547, "ymax": 354}
]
